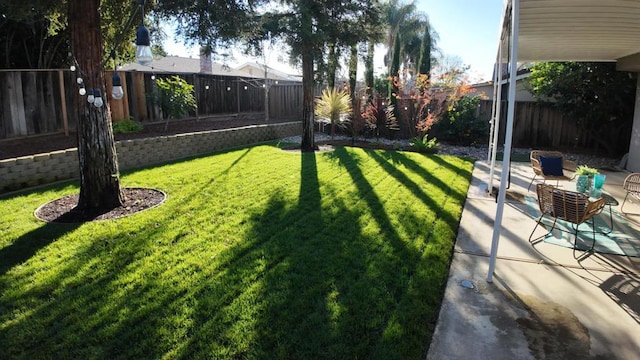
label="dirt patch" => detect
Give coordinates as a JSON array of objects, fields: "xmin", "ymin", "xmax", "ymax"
[
  {"xmin": 35, "ymin": 188, "xmax": 166, "ymax": 223},
  {"xmin": 515, "ymin": 293, "xmax": 612, "ymax": 359}
]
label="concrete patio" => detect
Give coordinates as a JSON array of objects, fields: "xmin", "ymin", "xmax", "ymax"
[{"xmin": 427, "ymin": 160, "xmax": 640, "ymax": 359}]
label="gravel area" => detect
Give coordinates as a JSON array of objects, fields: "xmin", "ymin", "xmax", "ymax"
[
  {"xmin": 2, "ymin": 121, "xmax": 622, "ymax": 170},
  {"xmin": 280, "ymin": 134, "xmax": 623, "ymax": 170}
]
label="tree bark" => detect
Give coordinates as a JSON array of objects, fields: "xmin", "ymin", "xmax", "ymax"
[
  {"xmin": 69, "ymin": 0, "xmax": 124, "ymax": 213},
  {"xmin": 348, "ymin": 44, "xmax": 358, "ymax": 107},
  {"xmin": 365, "ymin": 41, "xmax": 374, "ymax": 101},
  {"xmin": 299, "ymin": 3, "xmax": 316, "ymax": 152},
  {"xmin": 300, "ymin": 49, "xmax": 316, "ymax": 152},
  {"xmin": 327, "ymin": 42, "xmax": 338, "ymax": 89}
]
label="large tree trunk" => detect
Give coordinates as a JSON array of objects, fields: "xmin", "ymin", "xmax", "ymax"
[
  {"xmin": 69, "ymin": 0, "xmax": 124, "ymax": 214},
  {"xmin": 365, "ymin": 41, "xmax": 374, "ymax": 101},
  {"xmin": 348, "ymin": 44, "xmax": 358, "ymax": 107},
  {"xmin": 300, "ymin": 49, "xmax": 316, "ymax": 152},
  {"xmin": 327, "ymin": 42, "xmax": 338, "ymax": 89}
]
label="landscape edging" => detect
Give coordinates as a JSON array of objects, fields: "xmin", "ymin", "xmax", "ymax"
[{"xmin": 0, "ymin": 121, "xmax": 300, "ymax": 194}]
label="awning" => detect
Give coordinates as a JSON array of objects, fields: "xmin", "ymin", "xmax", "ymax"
[{"xmin": 487, "ymin": 0, "xmax": 640, "ymax": 281}]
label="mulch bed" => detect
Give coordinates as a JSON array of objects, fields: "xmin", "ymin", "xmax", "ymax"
[{"xmin": 35, "ymin": 188, "xmax": 166, "ymax": 223}]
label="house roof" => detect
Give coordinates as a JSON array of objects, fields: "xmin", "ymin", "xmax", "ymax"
[
  {"xmin": 235, "ymin": 62, "xmax": 302, "ymax": 82},
  {"xmin": 120, "ymin": 56, "xmax": 302, "ymax": 81},
  {"xmin": 502, "ymin": 0, "xmax": 640, "ymax": 71},
  {"xmin": 120, "ymin": 56, "xmax": 245, "ymax": 76}
]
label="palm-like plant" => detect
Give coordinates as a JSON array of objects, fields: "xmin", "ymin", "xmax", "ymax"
[
  {"xmin": 315, "ymin": 87, "xmax": 353, "ymax": 137},
  {"xmin": 361, "ymin": 97, "xmax": 399, "ymax": 139},
  {"xmin": 383, "ymin": 1, "xmax": 438, "ymax": 78}
]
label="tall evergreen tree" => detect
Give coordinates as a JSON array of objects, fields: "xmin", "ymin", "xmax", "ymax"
[
  {"xmin": 348, "ymin": 44, "xmax": 358, "ymax": 106},
  {"xmin": 364, "ymin": 41, "xmax": 375, "ymax": 100},
  {"xmin": 416, "ymin": 24, "xmax": 431, "ymax": 76},
  {"xmin": 327, "ymin": 42, "xmax": 340, "ymax": 89}
]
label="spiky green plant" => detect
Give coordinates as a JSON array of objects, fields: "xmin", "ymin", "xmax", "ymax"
[{"xmin": 315, "ymin": 87, "xmax": 352, "ymax": 137}]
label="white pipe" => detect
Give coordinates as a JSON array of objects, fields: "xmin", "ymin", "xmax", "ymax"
[{"xmin": 487, "ymin": 0, "xmax": 519, "ymax": 283}]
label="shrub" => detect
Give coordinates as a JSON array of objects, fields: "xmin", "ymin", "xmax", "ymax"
[
  {"xmin": 315, "ymin": 87, "xmax": 352, "ymax": 137},
  {"xmin": 112, "ymin": 117, "xmax": 143, "ymax": 134},
  {"xmin": 148, "ymin": 75, "xmax": 197, "ymax": 129},
  {"xmin": 361, "ymin": 97, "xmax": 399, "ymax": 139},
  {"xmin": 431, "ymin": 95, "xmax": 488, "ymax": 146},
  {"xmin": 410, "ymin": 134, "xmax": 439, "ymax": 153}
]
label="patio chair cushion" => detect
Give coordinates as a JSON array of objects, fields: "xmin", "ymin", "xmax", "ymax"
[{"xmin": 539, "ymin": 155, "xmax": 564, "ymax": 176}]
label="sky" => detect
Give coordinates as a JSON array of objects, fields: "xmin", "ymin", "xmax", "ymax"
[
  {"xmin": 417, "ymin": 0, "xmax": 505, "ymax": 82},
  {"xmin": 162, "ymin": 0, "xmax": 505, "ymax": 83}
]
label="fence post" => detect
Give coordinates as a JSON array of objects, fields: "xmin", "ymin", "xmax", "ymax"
[
  {"xmin": 58, "ymin": 70, "xmax": 69, "ymax": 136},
  {"xmin": 133, "ymin": 72, "xmax": 147, "ymax": 121},
  {"xmin": 194, "ymin": 74, "xmax": 199, "ymax": 122},
  {"xmin": 237, "ymin": 76, "xmax": 241, "ymax": 115}
]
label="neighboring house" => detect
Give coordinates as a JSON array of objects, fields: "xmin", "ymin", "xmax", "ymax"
[
  {"xmin": 472, "ymin": 68, "xmax": 538, "ymax": 102},
  {"xmin": 120, "ymin": 56, "xmax": 301, "ymax": 82},
  {"xmin": 235, "ymin": 62, "xmax": 302, "ymax": 82}
]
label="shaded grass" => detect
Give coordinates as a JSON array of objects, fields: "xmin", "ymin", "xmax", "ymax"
[{"xmin": 0, "ymin": 144, "xmax": 473, "ymax": 359}]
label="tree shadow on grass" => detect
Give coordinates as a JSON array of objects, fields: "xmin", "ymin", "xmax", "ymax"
[
  {"xmin": 172, "ymin": 148, "xmax": 439, "ymax": 358},
  {"xmin": 256, "ymin": 148, "xmax": 440, "ymax": 357},
  {"xmin": 0, "ymin": 146, "xmax": 464, "ymax": 359},
  {"xmin": 0, "ymin": 222, "xmax": 80, "ymax": 277},
  {"xmin": 366, "ymin": 149, "xmax": 473, "ymax": 221}
]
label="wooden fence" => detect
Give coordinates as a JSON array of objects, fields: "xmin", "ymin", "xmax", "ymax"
[
  {"xmin": 0, "ymin": 70, "xmax": 80, "ymax": 139},
  {"xmin": 480, "ymin": 100, "xmax": 630, "ymax": 154},
  {"xmin": 0, "ymin": 70, "xmax": 626, "ymax": 154},
  {"xmin": 0, "ymin": 69, "xmax": 304, "ymax": 140}
]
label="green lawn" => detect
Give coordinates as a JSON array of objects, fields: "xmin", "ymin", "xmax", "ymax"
[{"xmin": 0, "ymin": 144, "xmax": 473, "ymax": 359}]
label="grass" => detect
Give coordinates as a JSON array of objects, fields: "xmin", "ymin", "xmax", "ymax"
[{"xmin": 0, "ymin": 144, "xmax": 473, "ymax": 359}]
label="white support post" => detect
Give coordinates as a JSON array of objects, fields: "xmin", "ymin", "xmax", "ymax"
[
  {"xmin": 487, "ymin": 0, "xmax": 519, "ymax": 283},
  {"xmin": 488, "ymin": 44, "xmax": 504, "ymax": 195},
  {"xmin": 487, "ymin": 60, "xmax": 500, "ymax": 162}
]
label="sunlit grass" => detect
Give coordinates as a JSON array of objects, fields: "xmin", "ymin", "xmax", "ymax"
[{"xmin": 0, "ymin": 144, "xmax": 473, "ymax": 359}]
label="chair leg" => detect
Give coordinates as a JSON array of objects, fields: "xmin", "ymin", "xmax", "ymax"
[
  {"xmin": 528, "ymin": 215, "xmax": 543, "ymax": 243},
  {"xmin": 573, "ymin": 220, "xmax": 597, "ymax": 260},
  {"xmin": 621, "ymin": 192, "xmax": 630, "ymax": 213},
  {"xmin": 590, "ymin": 217, "xmax": 597, "ymax": 252},
  {"xmin": 529, "ymin": 214, "xmax": 556, "ymax": 244},
  {"xmin": 572, "ymin": 223, "xmax": 581, "ymax": 259},
  {"xmin": 527, "ymin": 175, "xmax": 537, "ymax": 192}
]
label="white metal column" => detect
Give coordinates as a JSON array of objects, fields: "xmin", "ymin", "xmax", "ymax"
[
  {"xmin": 487, "ymin": 0, "xmax": 519, "ymax": 283},
  {"xmin": 488, "ymin": 44, "xmax": 504, "ymax": 194}
]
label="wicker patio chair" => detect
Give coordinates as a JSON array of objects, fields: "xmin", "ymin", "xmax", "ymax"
[
  {"xmin": 527, "ymin": 150, "xmax": 577, "ymax": 191},
  {"xmin": 529, "ymin": 183, "xmax": 606, "ymax": 258},
  {"xmin": 621, "ymin": 173, "xmax": 640, "ymax": 213}
]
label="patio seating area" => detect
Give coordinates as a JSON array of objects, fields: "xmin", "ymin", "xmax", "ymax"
[{"xmin": 428, "ymin": 160, "xmax": 640, "ymax": 359}]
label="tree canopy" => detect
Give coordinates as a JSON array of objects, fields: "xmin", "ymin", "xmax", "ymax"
[
  {"xmin": 527, "ymin": 62, "xmax": 637, "ymax": 156},
  {"xmin": 153, "ymin": 0, "xmax": 262, "ymax": 54},
  {"xmin": 0, "ymin": 0, "xmax": 153, "ymax": 69}
]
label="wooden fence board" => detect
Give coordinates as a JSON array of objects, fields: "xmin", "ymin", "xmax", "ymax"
[{"xmin": 2, "ymin": 69, "xmax": 617, "ymax": 154}]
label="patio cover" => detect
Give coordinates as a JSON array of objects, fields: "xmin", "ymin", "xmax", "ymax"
[
  {"xmin": 515, "ymin": 0, "xmax": 640, "ymax": 66},
  {"xmin": 487, "ymin": 0, "xmax": 640, "ymax": 281}
]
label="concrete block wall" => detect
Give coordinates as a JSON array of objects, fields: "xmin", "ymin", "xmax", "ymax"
[{"xmin": 0, "ymin": 122, "xmax": 300, "ymax": 194}]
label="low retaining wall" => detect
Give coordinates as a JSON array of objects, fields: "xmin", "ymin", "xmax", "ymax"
[{"xmin": 0, "ymin": 121, "xmax": 300, "ymax": 194}]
